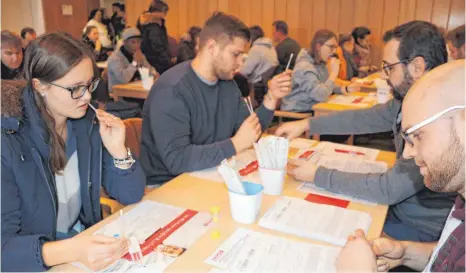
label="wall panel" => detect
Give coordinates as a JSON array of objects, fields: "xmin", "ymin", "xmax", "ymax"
[{"xmin": 123, "ymin": 0, "xmax": 465, "ymax": 65}]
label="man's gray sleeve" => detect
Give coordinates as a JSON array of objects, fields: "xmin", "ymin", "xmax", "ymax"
[
  {"xmin": 314, "ymin": 157, "xmax": 425, "ymax": 205},
  {"xmin": 309, "ymin": 99, "xmax": 401, "ymax": 135}
]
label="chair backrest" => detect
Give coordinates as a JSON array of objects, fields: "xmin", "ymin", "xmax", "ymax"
[
  {"xmin": 262, "ymin": 65, "xmax": 278, "ymax": 87},
  {"xmin": 124, "ymin": 118, "xmax": 143, "ymax": 159}
]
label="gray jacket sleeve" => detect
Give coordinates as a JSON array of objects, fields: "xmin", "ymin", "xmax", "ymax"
[
  {"xmin": 314, "ymin": 157, "xmax": 425, "ymax": 205},
  {"xmin": 150, "ymin": 88, "xmax": 236, "ymax": 174},
  {"xmin": 294, "ymin": 69, "xmax": 337, "ymax": 103},
  {"xmin": 108, "ymin": 56, "xmax": 138, "ymax": 85},
  {"xmin": 309, "ymin": 99, "xmax": 400, "ymax": 135}
]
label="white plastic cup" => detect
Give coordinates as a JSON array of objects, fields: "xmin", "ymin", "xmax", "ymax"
[
  {"xmin": 259, "ymin": 168, "xmax": 286, "ymax": 195},
  {"xmin": 142, "ymin": 76, "xmax": 154, "ymax": 90},
  {"xmin": 228, "ymin": 182, "xmax": 263, "ymax": 224},
  {"xmin": 376, "ymin": 88, "xmax": 390, "ymax": 104}
]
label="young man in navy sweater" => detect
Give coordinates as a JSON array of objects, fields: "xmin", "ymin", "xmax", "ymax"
[{"xmin": 141, "ymin": 12, "xmax": 292, "ymax": 186}]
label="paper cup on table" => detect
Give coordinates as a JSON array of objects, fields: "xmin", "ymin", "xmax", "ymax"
[
  {"xmin": 259, "ymin": 168, "xmax": 286, "ymax": 195},
  {"xmin": 142, "ymin": 76, "xmax": 154, "ymax": 90},
  {"xmin": 374, "ymin": 78, "xmax": 391, "ymax": 104},
  {"xmin": 228, "ymin": 182, "xmax": 263, "ymax": 224}
]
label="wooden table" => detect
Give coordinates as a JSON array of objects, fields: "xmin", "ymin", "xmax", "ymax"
[
  {"xmin": 312, "ymin": 91, "xmax": 378, "ymax": 145},
  {"xmin": 111, "ymin": 81, "xmax": 150, "ymax": 101},
  {"xmin": 52, "ymin": 140, "xmax": 395, "ymax": 272}
]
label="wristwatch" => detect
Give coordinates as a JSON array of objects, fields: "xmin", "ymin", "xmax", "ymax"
[{"xmin": 113, "ymin": 147, "xmax": 135, "ymax": 170}]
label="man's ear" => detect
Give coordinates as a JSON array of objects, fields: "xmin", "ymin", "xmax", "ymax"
[
  {"xmin": 408, "ymin": 56, "xmax": 427, "ymax": 80},
  {"xmin": 205, "ymin": 38, "xmax": 217, "ymax": 56}
]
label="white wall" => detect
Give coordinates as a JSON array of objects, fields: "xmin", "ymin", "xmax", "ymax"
[{"xmin": 1, "ymin": 0, "xmax": 45, "ymax": 35}]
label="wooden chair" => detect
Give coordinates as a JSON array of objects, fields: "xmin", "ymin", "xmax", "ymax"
[{"xmin": 100, "ymin": 118, "xmax": 155, "ymax": 218}]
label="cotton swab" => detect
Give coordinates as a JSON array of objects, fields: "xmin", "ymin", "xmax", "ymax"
[
  {"xmin": 247, "ymin": 96, "xmax": 254, "ymax": 112},
  {"xmin": 243, "ymin": 98, "xmax": 254, "ymax": 114},
  {"xmin": 285, "ymin": 53, "xmax": 294, "ymax": 71},
  {"xmin": 88, "ymin": 103, "xmax": 97, "ymax": 112}
]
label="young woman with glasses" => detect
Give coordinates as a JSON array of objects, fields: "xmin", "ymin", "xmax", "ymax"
[
  {"xmin": 280, "ymin": 29, "xmax": 361, "ymax": 113},
  {"xmin": 1, "ymin": 32, "xmax": 145, "ymax": 272}
]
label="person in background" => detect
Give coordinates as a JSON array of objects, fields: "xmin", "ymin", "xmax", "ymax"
[
  {"xmin": 177, "ymin": 26, "xmax": 202, "ymax": 64},
  {"xmin": 1, "ymin": 32, "xmax": 145, "ymax": 272},
  {"xmin": 111, "ymin": 3, "xmax": 126, "ymax": 39},
  {"xmin": 82, "ymin": 26, "xmax": 110, "ymax": 62},
  {"xmin": 1, "ymin": 30, "xmax": 23, "ymax": 80},
  {"xmin": 20, "ymin": 27, "xmax": 37, "ymax": 49},
  {"xmin": 337, "ymin": 60, "xmax": 465, "ymax": 273},
  {"xmin": 240, "ymin": 25, "xmax": 278, "ymax": 106},
  {"xmin": 107, "ymin": 27, "xmax": 156, "ymax": 92},
  {"xmin": 280, "ymin": 29, "xmax": 360, "ymax": 113},
  {"xmin": 276, "ymin": 21, "xmax": 456, "ymax": 243},
  {"xmin": 167, "ymin": 35, "xmax": 179, "ymax": 64},
  {"xmin": 336, "ymin": 33, "xmax": 358, "ymax": 81},
  {"xmin": 139, "ymin": 0, "xmax": 171, "ymax": 74},
  {"xmin": 83, "ymin": 9, "xmax": 113, "ymax": 50},
  {"xmin": 140, "ymin": 12, "xmax": 292, "ymax": 186},
  {"xmin": 446, "ymin": 25, "xmax": 465, "ymax": 60},
  {"xmin": 352, "ymin": 26, "xmax": 377, "ymax": 77},
  {"xmin": 272, "ymin": 20, "xmax": 301, "ymax": 74}
]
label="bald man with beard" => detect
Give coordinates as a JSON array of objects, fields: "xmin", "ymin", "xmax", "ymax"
[{"xmin": 336, "ymin": 60, "xmax": 465, "ymax": 272}]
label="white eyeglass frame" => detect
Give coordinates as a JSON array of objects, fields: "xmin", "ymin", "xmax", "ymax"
[{"xmin": 405, "ymin": 105, "xmax": 466, "ymax": 135}]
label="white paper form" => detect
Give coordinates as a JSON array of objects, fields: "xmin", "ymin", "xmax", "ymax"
[
  {"xmin": 74, "ymin": 201, "xmax": 212, "ymax": 272},
  {"xmin": 289, "ymin": 138, "xmax": 317, "ymax": 149},
  {"xmin": 190, "ymin": 150, "xmax": 257, "ymax": 182},
  {"xmin": 315, "ymin": 141, "xmax": 381, "ymax": 161},
  {"xmin": 308, "ymin": 153, "xmax": 388, "ymax": 174},
  {"xmin": 205, "ymin": 228, "xmax": 341, "ymax": 273},
  {"xmin": 327, "ymin": 95, "xmax": 376, "ymax": 107},
  {"xmin": 258, "ymin": 197, "xmax": 372, "ymax": 246},
  {"xmin": 298, "ymin": 182, "xmax": 379, "ymax": 206}
]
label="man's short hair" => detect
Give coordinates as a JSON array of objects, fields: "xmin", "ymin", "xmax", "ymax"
[
  {"xmin": 199, "ymin": 12, "xmax": 250, "ymax": 49},
  {"xmin": 149, "ymin": 0, "xmax": 169, "ymax": 13},
  {"xmin": 20, "ymin": 27, "xmax": 35, "ymax": 39},
  {"xmin": 1, "ymin": 30, "xmax": 22, "ymax": 49},
  {"xmin": 249, "ymin": 26, "xmax": 264, "ymax": 44},
  {"xmin": 272, "ymin": 20, "xmax": 288, "ymax": 35},
  {"xmin": 351, "ymin": 26, "xmax": 371, "ymax": 45},
  {"xmin": 446, "ymin": 25, "xmax": 465, "ymax": 49},
  {"xmin": 383, "ymin": 20, "xmax": 447, "ymax": 71}
]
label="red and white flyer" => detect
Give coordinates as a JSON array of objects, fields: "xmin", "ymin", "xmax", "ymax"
[{"xmin": 74, "ymin": 201, "xmax": 212, "ymax": 272}]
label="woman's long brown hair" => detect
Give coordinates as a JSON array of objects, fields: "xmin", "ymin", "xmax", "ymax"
[{"xmin": 23, "ymin": 32, "xmax": 95, "ymax": 174}]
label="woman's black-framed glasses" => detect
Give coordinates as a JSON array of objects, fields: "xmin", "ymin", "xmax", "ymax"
[
  {"xmin": 381, "ymin": 58, "xmax": 415, "ymax": 76},
  {"xmin": 46, "ymin": 78, "xmax": 100, "ymax": 99}
]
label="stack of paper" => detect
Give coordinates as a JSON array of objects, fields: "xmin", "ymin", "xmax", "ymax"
[
  {"xmin": 258, "ymin": 197, "xmax": 372, "ymax": 246},
  {"xmin": 205, "ymin": 228, "xmax": 341, "ymax": 273},
  {"xmin": 315, "ymin": 141, "xmax": 380, "ymax": 161},
  {"xmin": 254, "ymin": 136, "xmax": 289, "ymax": 169},
  {"xmin": 327, "ymin": 95, "xmax": 375, "ymax": 107},
  {"xmin": 307, "ymin": 152, "xmax": 388, "ymax": 174}
]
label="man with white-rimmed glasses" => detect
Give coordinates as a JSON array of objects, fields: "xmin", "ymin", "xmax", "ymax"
[{"xmin": 336, "ymin": 60, "xmax": 465, "ymax": 273}]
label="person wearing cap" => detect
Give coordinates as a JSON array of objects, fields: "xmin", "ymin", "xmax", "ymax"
[{"xmin": 107, "ymin": 27, "xmax": 157, "ymax": 92}]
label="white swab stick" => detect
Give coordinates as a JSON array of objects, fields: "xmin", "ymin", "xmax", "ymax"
[
  {"xmin": 247, "ymin": 97, "xmax": 254, "ymax": 112},
  {"xmin": 285, "ymin": 53, "xmax": 294, "ymax": 71},
  {"xmin": 88, "ymin": 103, "xmax": 97, "ymax": 112}
]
